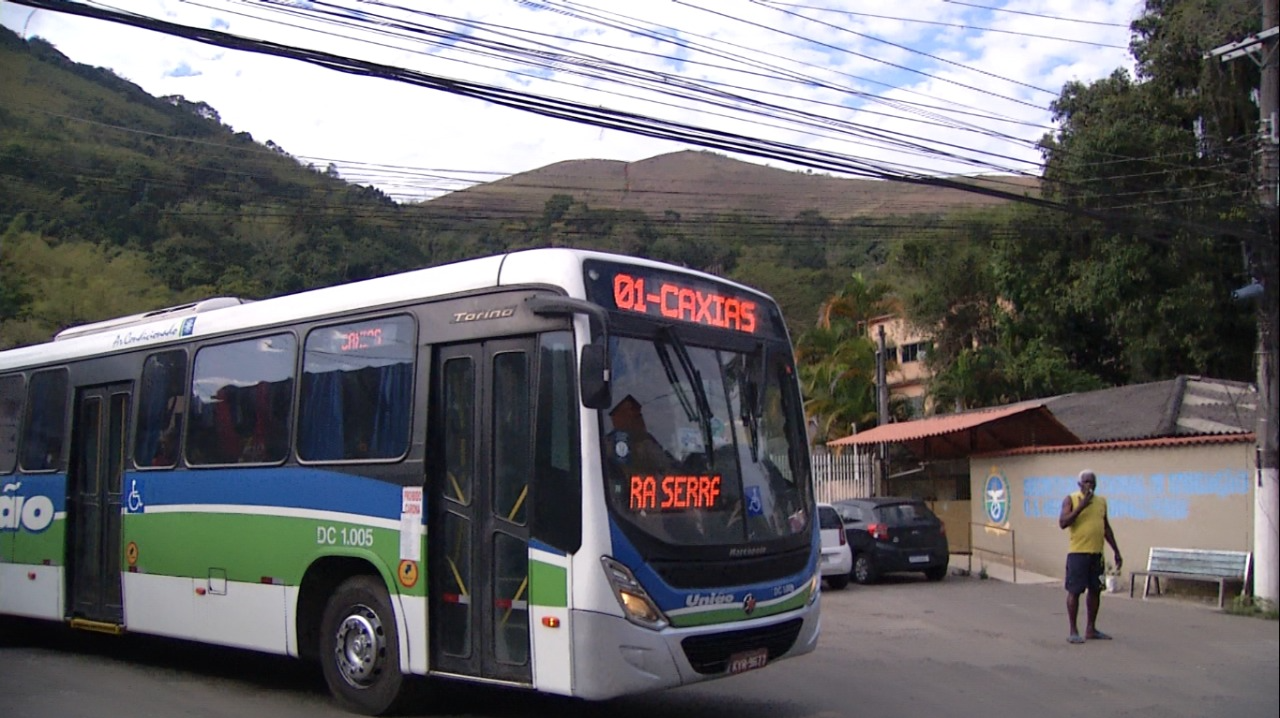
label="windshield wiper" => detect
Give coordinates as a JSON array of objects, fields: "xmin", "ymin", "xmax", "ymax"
[
  {"xmin": 739, "ymin": 342, "xmax": 767, "ymax": 462},
  {"xmin": 659, "ymin": 326, "xmax": 714, "ymax": 462},
  {"xmin": 653, "ymin": 338, "xmax": 698, "ymax": 424}
]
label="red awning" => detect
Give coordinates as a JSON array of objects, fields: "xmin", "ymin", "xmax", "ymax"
[{"xmin": 826, "ymin": 404, "xmax": 1080, "ymax": 460}]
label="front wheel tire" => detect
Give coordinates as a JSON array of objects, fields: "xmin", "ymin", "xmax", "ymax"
[
  {"xmin": 826, "ymin": 574, "xmax": 850, "ymax": 590},
  {"xmin": 320, "ymin": 575, "xmax": 405, "ymax": 715}
]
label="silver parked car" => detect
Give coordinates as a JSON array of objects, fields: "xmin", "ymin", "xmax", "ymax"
[{"xmin": 818, "ymin": 503, "xmax": 853, "ymax": 590}]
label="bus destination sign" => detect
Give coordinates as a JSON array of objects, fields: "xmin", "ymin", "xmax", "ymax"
[
  {"xmin": 629, "ymin": 474, "xmax": 722, "ymax": 511},
  {"xmin": 612, "ymin": 272, "xmax": 757, "ymax": 334}
]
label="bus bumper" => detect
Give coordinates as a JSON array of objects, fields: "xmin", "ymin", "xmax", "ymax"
[{"xmin": 568, "ymin": 606, "xmax": 820, "ymax": 700}]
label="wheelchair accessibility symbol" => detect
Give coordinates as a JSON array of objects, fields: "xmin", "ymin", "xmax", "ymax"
[
  {"xmin": 746, "ymin": 486, "xmax": 764, "ymax": 517},
  {"xmin": 126, "ymin": 478, "xmax": 145, "ymax": 513}
]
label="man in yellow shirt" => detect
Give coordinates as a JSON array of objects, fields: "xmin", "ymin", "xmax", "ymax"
[{"xmin": 1059, "ymin": 470, "xmax": 1122, "ymax": 644}]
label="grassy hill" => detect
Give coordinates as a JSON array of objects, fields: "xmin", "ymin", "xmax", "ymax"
[{"xmin": 425, "ymin": 149, "xmax": 1038, "ymax": 220}]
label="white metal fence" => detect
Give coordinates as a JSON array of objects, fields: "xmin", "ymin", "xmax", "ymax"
[{"xmin": 810, "ymin": 448, "xmax": 877, "ymax": 504}]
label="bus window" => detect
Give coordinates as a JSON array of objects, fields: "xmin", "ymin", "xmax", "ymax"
[
  {"xmin": 134, "ymin": 350, "xmax": 188, "ymax": 469},
  {"xmin": 298, "ymin": 316, "xmax": 415, "ymax": 462},
  {"xmin": 493, "ymin": 351, "xmax": 529, "ymax": 525},
  {"xmin": 187, "ymin": 334, "xmax": 296, "ymax": 466},
  {"xmin": 530, "ymin": 331, "xmax": 580, "ymax": 553},
  {"xmin": 0, "ymin": 375, "xmax": 23, "ymax": 474},
  {"xmin": 442, "ymin": 357, "xmax": 475, "ymax": 506},
  {"xmin": 20, "ymin": 369, "xmax": 68, "ymax": 472}
]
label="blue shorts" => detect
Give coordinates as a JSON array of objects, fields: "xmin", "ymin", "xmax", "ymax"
[{"xmin": 1064, "ymin": 553, "xmax": 1103, "ymax": 595}]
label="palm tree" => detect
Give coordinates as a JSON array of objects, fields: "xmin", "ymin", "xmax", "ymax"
[{"xmin": 795, "ymin": 273, "xmax": 893, "ymax": 443}]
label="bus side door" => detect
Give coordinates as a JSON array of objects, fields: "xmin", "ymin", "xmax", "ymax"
[
  {"xmin": 429, "ymin": 338, "xmax": 534, "ymax": 685},
  {"xmin": 66, "ymin": 382, "xmax": 130, "ymax": 626}
]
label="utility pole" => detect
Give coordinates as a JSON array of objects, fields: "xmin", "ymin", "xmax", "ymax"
[
  {"xmin": 1208, "ymin": 0, "xmax": 1279, "ymax": 605},
  {"xmin": 1256, "ymin": 0, "xmax": 1279, "ymax": 608},
  {"xmin": 876, "ymin": 324, "xmax": 889, "ymax": 496}
]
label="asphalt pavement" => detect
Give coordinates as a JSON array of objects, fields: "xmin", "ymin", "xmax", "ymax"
[{"xmin": 811, "ymin": 556, "xmax": 1279, "ymax": 718}]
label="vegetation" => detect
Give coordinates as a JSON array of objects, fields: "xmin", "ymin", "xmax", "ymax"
[
  {"xmin": 0, "ymin": 26, "xmax": 920, "ymax": 349},
  {"xmin": 1227, "ymin": 595, "xmax": 1278, "ymax": 620},
  {"xmin": 1, "ymin": 1, "xmax": 1261, "ymax": 444},
  {"xmin": 793, "ymin": 273, "xmax": 892, "ymax": 443},
  {"xmin": 862, "ymin": 0, "xmax": 1260, "ymax": 419}
]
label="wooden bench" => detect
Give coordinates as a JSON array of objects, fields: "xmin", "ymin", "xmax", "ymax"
[{"xmin": 1129, "ymin": 547, "xmax": 1251, "ymax": 609}]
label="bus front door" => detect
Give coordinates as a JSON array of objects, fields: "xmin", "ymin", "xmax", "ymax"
[
  {"xmin": 65, "ymin": 382, "xmax": 129, "ymax": 627},
  {"xmin": 430, "ymin": 339, "xmax": 534, "ymax": 685}
]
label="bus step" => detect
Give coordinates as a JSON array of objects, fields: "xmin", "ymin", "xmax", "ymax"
[{"xmin": 69, "ymin": 618, "xmax": 125, "ymax": 635}]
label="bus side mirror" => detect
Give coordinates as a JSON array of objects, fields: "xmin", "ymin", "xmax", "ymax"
[{"xmin": 580, "ymin": 342, "xmax": 611, "ymax": 410}]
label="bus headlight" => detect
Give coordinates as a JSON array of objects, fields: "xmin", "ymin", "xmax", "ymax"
[
  {"xmin": 807, "ymin": 572, "xmax": 820, "ymax": 605},
  {"xmin": 601, "ymin": 557, "xmax": 669, "ymax": 631}
]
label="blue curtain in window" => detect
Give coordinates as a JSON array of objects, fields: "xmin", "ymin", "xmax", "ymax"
[
  {"xmin": 301, "ymin": 371, "xmax": 345, "ymax": 460},
  {"xmin": 371, "ymin": 362, "xmax": 410, "ymax": 458},
  {"xmin": 136, "ymin": 367, "xmax": 169, "ymax": 465}
]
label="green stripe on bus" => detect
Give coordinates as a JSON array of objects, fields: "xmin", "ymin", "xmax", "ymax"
[
  {"xmin": 529, "ymin": 558, "xmax": 568, "ymax": 607},
  {"xmin": 122, "ymin": 512, "xmax": 425, "ymax": 596},
  {"xmin": 7, "ymin": 520, "xmax": 66, "ymax": 565}
]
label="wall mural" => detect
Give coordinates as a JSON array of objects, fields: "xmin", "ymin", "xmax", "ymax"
[{"xmin": 1021, "ymin": 470, "xmax": 1249, "ymax": 520}]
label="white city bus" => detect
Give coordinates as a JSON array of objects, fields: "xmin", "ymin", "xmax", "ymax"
[{"xmin": 0, "ymin": 248, "xmax": 820, "ymax": 714}]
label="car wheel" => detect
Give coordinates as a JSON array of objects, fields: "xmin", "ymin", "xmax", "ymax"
[
  {"xmin": 852, "ymin": 553, "xmax": 878, "ymax": 585},
  {"xmin": 924, "ymin": 566, "xmax": 948, "ymax": 582},
  {"xmin": 826, "ymin": 574, "xmax": 850, "ymax": 590},
  {"xmin": 320, "ymin": 575, "xmax": 406, "ymax": 715}
]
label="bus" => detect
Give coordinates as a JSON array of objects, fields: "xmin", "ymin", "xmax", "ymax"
[{"xmin": 0, "ymin": 248, "xmax": 820, "ymax": 714}]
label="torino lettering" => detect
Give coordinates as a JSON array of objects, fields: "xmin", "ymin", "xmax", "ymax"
[{"xmin": 0, "ymin": 483, "xmax": 56, "ymax": 533}]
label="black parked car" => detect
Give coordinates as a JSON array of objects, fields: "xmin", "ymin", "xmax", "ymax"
[{"xmin": 832, "ymin": 497, "xmax": 949, "ymax": 584}]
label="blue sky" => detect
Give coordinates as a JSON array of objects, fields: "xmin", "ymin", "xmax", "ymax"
[{"xmin": 1, "ymin": 0, "xmax": 1139, "ymax": 201}]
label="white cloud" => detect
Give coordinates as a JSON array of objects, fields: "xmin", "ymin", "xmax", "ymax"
[{"xmin": 1, "ymin": 0, "xmax": 1140, "ymax": 201}]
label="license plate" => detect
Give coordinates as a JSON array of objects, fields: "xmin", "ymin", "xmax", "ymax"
[
  {"xmin": 727, "ymin": 648, "xmax": 768, "ymax": 674},
  {"xmin": 909, "ymin": 554, "xmax": 930, "ymax": 564}
]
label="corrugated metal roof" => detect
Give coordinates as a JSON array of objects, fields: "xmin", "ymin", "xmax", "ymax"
[
  {"xmin": 826, "ymin": 404, "xmax": 1080, "ymax": 459},
  {"xmin": 828, "ymin": 404, "xmax": 1038, "ymax": 446},
  {"xmin": 1043, "ymin": 376, "xmax": 1255, "ymax": 442},
  {"xmin": 820, "ymin": 375, "xmax": 1252, "ymax": 462},
  {"xmin": 975, "ymin": 432, "xmax": 1255, "ymax": 457}
]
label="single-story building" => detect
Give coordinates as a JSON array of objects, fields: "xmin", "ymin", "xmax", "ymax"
[{"xmin": 826, "ymin": 376, "xmax": 1257, "ymax": 584}]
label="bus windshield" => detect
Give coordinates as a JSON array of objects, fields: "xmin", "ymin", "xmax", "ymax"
[{"xmin": 602, "ymin": 332, "xmax": 810, "ymax": 547}]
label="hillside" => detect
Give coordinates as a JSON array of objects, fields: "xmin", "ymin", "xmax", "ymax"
[
  {"xmin": 423, "ymin": 149, "xmax": 1039, "ymax": 219},
  {"xmin": 0, "ymin": 26, "xmax": 1028, "ymax": 349}
]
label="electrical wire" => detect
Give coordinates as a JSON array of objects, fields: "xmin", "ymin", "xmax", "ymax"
[{"xmin": 755, "ymin": 1, "xmax": 1128, "ymax": 49}]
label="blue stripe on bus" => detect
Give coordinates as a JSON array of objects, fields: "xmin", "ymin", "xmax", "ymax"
[
  {"xmin": 2, "ymin": 473, "xmax": 68, "ymax": 513},
  {"xmin": 528, "ymin": 538, "xmax": 566, "ymax": 556},
  {"xmin": 124, "ymin": 467, "xmax": 407, "ymax": 520},
  {"xmin": 607, "ymin": 518, "xmax": 814, "ymax": 611}
]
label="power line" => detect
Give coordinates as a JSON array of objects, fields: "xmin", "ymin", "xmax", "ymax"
[
  {"xmin": 672, "ymin": 0, "xmax": 1048, "ymax": 111},
  {"xmin": 751, "ymin": 0, "xmax": 1061, "ymax": 97},
  {"xmin": 191, "ymin": 0, "xmax": 1045, "ymax": 176},
  {"xmin": 5, "ymin": 0, "xmax": 1266, "ymax": 242},
  {"xmin": 941, "ymin": 0, "xmax": 1131, "ymax": 27},
  {"xmin": 756, "ymin": 1, "xmax": 1128, "ymax": 49}
]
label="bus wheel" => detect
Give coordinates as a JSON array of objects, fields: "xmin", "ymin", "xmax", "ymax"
[{"xmin": 320, "ymin": 575, "xmax": 405, "ymax": 715}]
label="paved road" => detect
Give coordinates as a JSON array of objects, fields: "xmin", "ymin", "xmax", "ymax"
[{"xmin": 2, "ymin": 572, "xmax": 1277, "ymax": 717}]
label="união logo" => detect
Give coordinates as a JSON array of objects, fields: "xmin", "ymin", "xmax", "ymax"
[
  {"xmin": 685, "ymin": 591, "xmax": 736, "ymax": 608},
  {"xmin": 984, "ymin": 469, "xmax": 1010, "ymax": 525},
  {"xmin": 0, "ymin": 481, "xmax": 56, "ymax": 533}
]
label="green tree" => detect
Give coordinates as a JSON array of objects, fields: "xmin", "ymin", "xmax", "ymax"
[
  {"xmin": 794, "ymin": 273, "xmax": 891, "ymax": 442},
  {"xmin": 994, "ymin": 0, "xmax": 1258, "ymax": 387},
  {"xmin": 0, "ymin": 232, "xmax": 175, "ymax": 348}
]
